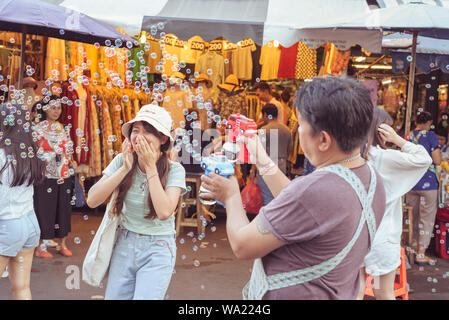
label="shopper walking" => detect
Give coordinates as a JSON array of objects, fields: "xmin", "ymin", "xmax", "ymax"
[
  {"xmin": 357, "ymin": 108, "xmax": 431, "ymax": 300},
  {"xmin": 201, "ymin": 76, "xmax": 386, "ymax": 299},
  {"xmin": 87, "ymin": 104, "xmax": 186, "ymax": 300},
  {"xmin": 33, "ymin": 95, "xmax": 77, "ymax": 258},
  {"xmin": 0, "ymin": 103, "xmax": 45, "ymax": 299},
  {"xmin": 405, "ymin": 111, "xmax": 442, "ymax": 265}
]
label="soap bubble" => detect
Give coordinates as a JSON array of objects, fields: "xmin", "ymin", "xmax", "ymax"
[
  {"xmin": 74, "ymin": 237, "xmax": 81, "ymax": 244},
  {"xmin": 406, "ymin": 55, "xmax": 413, "ymax": 62},
  {"xmin": 193, "ymin": 260, "xmax": 200, "ymax": 267}
]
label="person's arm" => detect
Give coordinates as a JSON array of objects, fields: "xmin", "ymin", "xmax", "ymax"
[
  {"xmin": 432, "ymin": 149, "xmax": 442, "ymax": 166},
  {"xmin": 201, "ymin": 173, "xmax": 284, "ymax": 259},
  {"xmin": 374, "ymin": 124, "xmax": 433, "ymax": 201},
  {"xmin": 239, "ymin": 134, "xmax": 290, "ymax": 197},
  {"xmin": 135, "ymin": 135, "xmax": 181, "ymax": 220},
  {"xmin": 86, "ymin": 140, "xmax": 133, "ymax": 208}
]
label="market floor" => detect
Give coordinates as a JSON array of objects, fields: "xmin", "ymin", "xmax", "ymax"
[{"xmin": 0, "ymin": 212, "xmax": 449, "ymax": 300}]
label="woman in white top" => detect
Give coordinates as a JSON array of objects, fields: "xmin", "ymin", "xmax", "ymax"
[
  {"xmin": 0, "ymin": 103, "xmax": 45, "ymax": 299},
  {"xmin": 357, "ymin": 108, "xmax": 432, "ymax": 300}
]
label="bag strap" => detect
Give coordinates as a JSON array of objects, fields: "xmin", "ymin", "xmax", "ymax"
[{"xmin": 266, "ymin": 163, "xmax": 377, "ymax": 290}]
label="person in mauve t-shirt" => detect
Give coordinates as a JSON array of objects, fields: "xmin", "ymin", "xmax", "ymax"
[{"xmin": 201, "ymin": 76, "xmax": 386, "ymax": 299}]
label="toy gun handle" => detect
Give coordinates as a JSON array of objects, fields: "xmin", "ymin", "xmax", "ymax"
[{"xmin": 237, "ymin": 137, "xmax": 252, "ymax": 163}]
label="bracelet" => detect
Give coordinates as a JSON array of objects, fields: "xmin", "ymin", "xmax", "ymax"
[
  {"xmin": 259, "ymin": 161, "xmax": 275, "ymax": 176},
  {"xmin": 147, "ymin": 172, "xmax": 158, "ymax": 181}
]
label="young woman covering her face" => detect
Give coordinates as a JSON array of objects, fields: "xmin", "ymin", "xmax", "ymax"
[{"xmin": 87, "ymin": 104, "xmax": 186, "ymax": 300}]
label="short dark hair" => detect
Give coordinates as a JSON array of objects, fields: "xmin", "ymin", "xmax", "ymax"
[
  {"xmin": 262, "ymin": 103, "xmax": 278, "ymax": 119},
  {"xmin": 295, "ymin": 76, "xmax": 374, "ymax": 153},
  {"xmin": 361, "ymin": 107, "xmax": 393, "ymax": 159},
  {"xmin": 0, "ymin": 103, "xmax": 45, "ymax": 187},
  {"xmin": 416, "ymin": 111, "xmax": 433, "ymax": 124},
  {"xmin": 255, "ymin": 82, "xmax": 271, "ymax": 92},
  {"xmin": 281, "ymin": 89, "xmax": 291, "ymax": 103},
  {"xmin": 33, "ymin": 95, "xmax": 63, "ymax": 122}
]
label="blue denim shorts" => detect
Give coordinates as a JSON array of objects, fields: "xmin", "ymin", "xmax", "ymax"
[
  {"xmin": 105, "ymin": 227, "xmax": 177, "ymax": 300},
  {"xmin": 0, "ymin": 211, "xmax": 41, "ymax": 257}
]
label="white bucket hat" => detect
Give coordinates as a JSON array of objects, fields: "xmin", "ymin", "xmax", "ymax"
[{"xmin": 121, "ymin": 103, "xmax": 174, "ymax": 143}]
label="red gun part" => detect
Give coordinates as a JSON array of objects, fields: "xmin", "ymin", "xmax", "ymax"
[{"xmin": 225, "ymin": 113, "xmax": 257, "ymax": 163}]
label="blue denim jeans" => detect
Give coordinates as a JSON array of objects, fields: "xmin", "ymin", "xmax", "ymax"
[
  {"xmin": 105, "ymin": 227, "xmax": 177, "ymax": 300},
  {"xmin": 256, "ymin": 175, "xmax": 274, "ymax": 206}
]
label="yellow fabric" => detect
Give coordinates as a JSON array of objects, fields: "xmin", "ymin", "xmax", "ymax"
[
  {"xmin": 161, "ymin": 34, "xmax": 185, "ymax": 75},
  {"xmin": 260, "ymin": 40, "xmax": 281, "ymax": 81},
  {"xmin": 101, "ymin": 100, "xmax": 115, "ymax": 168},
  {"xmin": 147, "ymin": 39, "xmax": 163, "ymax": 74},
  {"xmin": 295, "ymin": 42, "xmax": 317, "ymax": 80},
  {"xmin": 180, "ymin": 35, "xmax": 206, "ymax": 64},
  {"xmin": 45, "ymin": 37, "xmax": 68, "ymax": 81},
  {"xmin": 69, "ymin": 42, "xmax": 85, "ymax": 75},
  {"xmin": 88, "ymin": 91, "xmax": 102, "ymax": 178},
  {"xmin": 161, "ymin": 85, "xmax": 193, "ymax": 129},
  {"xmin": 232, "ymin": 39, "xmax": 256, "ymax": 81},
  {"xmin": 85, "ymin": 44, "xmax": 99, "ymax": 79}
]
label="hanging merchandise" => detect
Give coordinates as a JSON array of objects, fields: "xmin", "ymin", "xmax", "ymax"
[
  {"xmin": 383, "ymin": 84, "xmax": 399, "ymax": 115},
  {"xmin": 223, "ymin": 40, "xmax": 238, "ymax": 78},
  {"xmin": 362, "ymin": 79, "xmax": 378, "ymax": 107},
  {"xmin": 128, "ymin": 32, "xmax": 148, "ymax": 82},
  {"xmin": 295, "ymin": 42, "xmax": 317, "ymax": 80},
  {"xmin": 45, "ymin": 37, "xmax": 68, "ymax": 81},
  {"xmin": 260, "ymin": 40, "xmax": 281, "ymax": 81},
  {"xmin": 147, "ymin": 37, "xmax": 163, "ymax": 74},
  {"xmin": 252, "ymin": 44, "xmax": 262, "ymax": 82},
  {"xmin": 162, "ymin": 34, "xmax": 186, "ymax": 75},
  {"xmin": 217, "ymin": 74, "xmax": 247, "ymax": 121},
  {"xmin": 232, "ymin": 38, "xmax": 257, "ymax": 81},
  {"xmin": 318, "ymin": 43, "xmax": 336, "ymax": 76},
  {"xmin": 330, "ymin": 48, "xmax": 351, "ymax": 75},
  {"xmin": 196, "ymin": 50, "xmax": 225, "ymax": 93},
  {"xmin": 61, "ymin": 81, "xmax": 91, "ymax": 167},
  {"xmin": 278, "ymin": 42, "xmax": 299, "ymax": 79},
  {"xmin": 160, "ymin": 71, "xmax": 194, "ymax": 130},
  {"xmin": 191, "ymin": 73, "xmax": 215, "ymax": 131},
  {"xmin": 180, "ymin": 35, "xmax": 207, "ymax": 65}
]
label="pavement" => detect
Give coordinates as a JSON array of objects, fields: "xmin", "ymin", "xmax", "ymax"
[{"xmin": 1, "ymin": 210, "xmax": 449, "ymax": 300}]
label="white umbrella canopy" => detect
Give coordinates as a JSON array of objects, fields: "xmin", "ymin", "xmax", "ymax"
[
  {"xmin": 328, "ymin": 1, "xmax": 449, "ymax": 134},
  {"xmin": 45, "ymin": 0, "xmax": 383, "ymax": 52},
  {"xmin": 383, "ymin": 32, "xmax": 449, "ymax": 55}
]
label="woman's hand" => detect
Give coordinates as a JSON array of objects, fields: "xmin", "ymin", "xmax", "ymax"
[
  {"xmin": 134, "ymin": 135, "xmax": 160, "ymax": 173},
  {"xmin": 121, "ymin": 138, "xmax": 134, "ymax": 172},
  {"xmin": 200, "ymin": 173, "xmax": 240, "ymax": 205},
  {"xmin": 237, "ymin": 134, "xmax": 271, "ymax": 168},
  {"xmin": 378, "ymin": 123, "xmax": 406, "ymax": 148},
  {"xmin": 70, "ymin": 160, "xmax": 78, "ymax": 170}
]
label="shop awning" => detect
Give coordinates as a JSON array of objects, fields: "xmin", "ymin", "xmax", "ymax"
[
  {"xmin": 383, "ymin": 32, "xmax": 449, "ymax": 55},
  {"xmin": 51, "ymin": 0, "xmax": 382, "ymax": 52}
]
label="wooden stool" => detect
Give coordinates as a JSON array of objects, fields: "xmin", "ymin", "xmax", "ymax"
[
  {"xmin": 175, "ymin": 174, "xmax": 215, "ymax": 236},
  {"xmin": 401, "ymin": 204, "xmax": 414, "ymax": 264}
]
